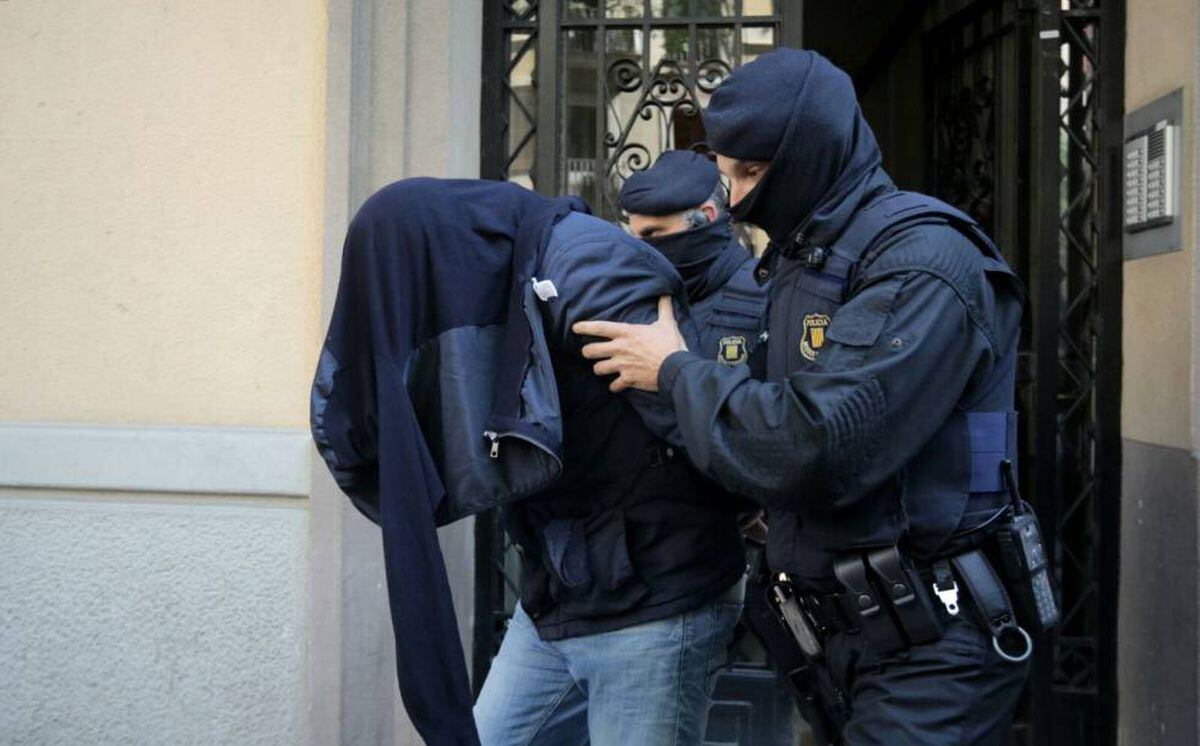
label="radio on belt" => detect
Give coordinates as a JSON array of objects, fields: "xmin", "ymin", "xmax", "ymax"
[{"xmin": 993, "ymin": 461, "xmax": 1060, "ymax": 634}]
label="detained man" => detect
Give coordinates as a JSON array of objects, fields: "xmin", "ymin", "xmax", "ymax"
[
  {"xmin": 467, "ymin": 181, "xmax": 748, "ymax": 746},
  {"xmin": 313, "ymin": 179, "xmax": 747, "ymax": 745}
]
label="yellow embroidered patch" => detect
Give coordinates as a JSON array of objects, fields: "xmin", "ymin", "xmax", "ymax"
[
  {"xmin": 718, "ymin": 335, "xmax": 748, "ymax": 366},
  {"xmin": 800, "ymin": 313, "xmax": 831, "ymax": 361}
]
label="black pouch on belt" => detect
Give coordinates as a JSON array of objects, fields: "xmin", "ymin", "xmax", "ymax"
[
  {"xmin": 833, "ymin": 547, "xmax": 943, "ymax": 654},
  {"xmin": 833, "ymin": 554, "xmax": 903, "ymax": 653}
]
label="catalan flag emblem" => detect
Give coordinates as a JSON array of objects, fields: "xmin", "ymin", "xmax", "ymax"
[
  {"xmin": 718, "ymin": 335, "xmax": 748, "ymax": 366},
  {"xmin": 800, "ymin": 313, "xmax": 831, "ymax": 361}
]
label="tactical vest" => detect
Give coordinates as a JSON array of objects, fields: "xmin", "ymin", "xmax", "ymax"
[
  {"xmin": 690, "ymin": 256, "xmax": 770, "ymax": 374},
  {"xmin": 761, "ymin": 192, "xmax": 1025, "ymax": 585}
]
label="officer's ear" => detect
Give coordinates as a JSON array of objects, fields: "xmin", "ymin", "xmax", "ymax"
[{"xmin": 700, "ymin": 202, "xmax": 719, "ymax": 224}]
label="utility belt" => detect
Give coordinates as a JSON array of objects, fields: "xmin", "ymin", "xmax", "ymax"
[{"xmin": 770, "ymin": 463, "xmax": 1059, "ymax": 664}]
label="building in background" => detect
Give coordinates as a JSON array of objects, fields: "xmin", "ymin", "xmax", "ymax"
[{"xmin": 0, "ymin": 2, "xmax": 1196, "ymax": 745}]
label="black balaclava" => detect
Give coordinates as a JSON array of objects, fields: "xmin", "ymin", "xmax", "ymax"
[
  {"xmin": 644, "ymin": 214, "xmax": 743, "ymax": 301},
  {"xmin": 703, "ymin": 48, "xmax": 895, "ymax": 250},
  {"xmin": 619, "ymin": 150, "xmax": 746, "ymax": 301}
]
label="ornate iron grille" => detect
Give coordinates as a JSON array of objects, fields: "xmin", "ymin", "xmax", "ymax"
[
  {"xmin": 556, "ymin": 2, "xmax": 786, "ymax": 218},
  {"xmin": 924, "ymin": 1, "xmax": 1021, "ymax": 258},
  {"xmin": 927, "ymin": 1, "xmax": 1123, "ymax": 744}
]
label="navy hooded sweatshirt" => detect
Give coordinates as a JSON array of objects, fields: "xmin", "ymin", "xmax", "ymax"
[{"xmin": 312, "ymin": 179, "xmax": 583, "ymax": 745}]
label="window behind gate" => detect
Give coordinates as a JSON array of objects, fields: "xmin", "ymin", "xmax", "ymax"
[{"xmin": 482, "ymin": 1, "xmax": 801, "ymax": 214}]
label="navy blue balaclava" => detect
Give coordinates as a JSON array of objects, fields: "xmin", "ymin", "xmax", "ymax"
[
  {"xmin": 619, "ymin": 150, "xmax": 738, "ymax": 300},
  {"xmin": 647, "ymin": 213, "xmax": 739, "ymax": 301},
  {"xmin": 702, "ymin": 48, "xmax": 894, "ymax": 247}
]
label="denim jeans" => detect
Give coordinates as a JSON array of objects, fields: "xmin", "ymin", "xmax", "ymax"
[{"xmin": 473, "ymin": 580, "xmax": 745, "ymax": 746}]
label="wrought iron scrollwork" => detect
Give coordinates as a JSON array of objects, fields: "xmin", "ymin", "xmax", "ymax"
[
  {"xmin": 606, "ymin": 56, "xmax": 643, "ymax": 96},
  {"xmin": 696, "ymin": 58, "xmax": 732, "ymax": 93},
  {"xmin": 601, "ymin": 57, "xmax": 711, "ymax": 214},
  {"xmin": 934, "ymin": 75, "xmax": 996, "ymax": 232},
  {"xmin": 611, "ymin": 142, "xmax": 653, "ymax": 179}
]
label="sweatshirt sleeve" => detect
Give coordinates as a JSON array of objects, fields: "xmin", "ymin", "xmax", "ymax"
[{"xmin": 537, "ymin": 227, "xmax": 697, "ymax": 446}]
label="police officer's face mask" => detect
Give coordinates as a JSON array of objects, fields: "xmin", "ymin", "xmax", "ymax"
[
  {"xmin": 728, "ymin": 158, "xmax": 801, "ymax": 244},
  {"xmin": 644, "ymin": 213, "xmax": 733, "ymax": 298}
]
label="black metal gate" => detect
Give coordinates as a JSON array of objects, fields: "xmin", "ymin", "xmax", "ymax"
[
  {"xmin": 924, "ymin": 2, "xmax": 1123, "ymax": 743},
  {"xmin": 478, "ymin": 2, "xmax": 1123, "ymax": 743}
]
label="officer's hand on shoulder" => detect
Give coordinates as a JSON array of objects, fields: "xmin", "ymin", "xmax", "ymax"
[{"xmin": 574, "ymin": 296, "xmax": 688, "ymax": 393}]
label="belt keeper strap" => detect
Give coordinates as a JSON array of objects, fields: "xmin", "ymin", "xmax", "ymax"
[{"xmin": 951, "ymin": 549, "xmax": 1033, "ymax": 662}]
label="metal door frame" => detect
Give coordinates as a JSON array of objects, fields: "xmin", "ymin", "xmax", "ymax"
[{"xmin": 923, "ymin": 2, "xmax": 1123, "ymax": 742}]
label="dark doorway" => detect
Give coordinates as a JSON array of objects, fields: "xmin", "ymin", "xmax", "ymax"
[
  {"xmin": 478, "ymin": 2, "xmax": 1124, "ymax": 744},
  {"xmin": 803, "ymin": 2, "xmax": 1124, "ymax": 743}
]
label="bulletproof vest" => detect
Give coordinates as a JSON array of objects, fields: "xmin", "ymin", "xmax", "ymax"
[
  {"xmin": 763, "ymin": 192, "xmax": 1024, "ymax": 582},
  {"xmin": 690, "ymin": 255, "xmax": 769, "ymax": 375}
]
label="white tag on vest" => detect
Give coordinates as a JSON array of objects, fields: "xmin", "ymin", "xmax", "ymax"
[{"xmin": 531, "ymin": 278, "xmax": 559, "ymax": 302}]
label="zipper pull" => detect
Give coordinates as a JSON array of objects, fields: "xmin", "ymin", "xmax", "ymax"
[{"xmin": 483, "ymin": 430, "xmax": 500, "ymax": 459}]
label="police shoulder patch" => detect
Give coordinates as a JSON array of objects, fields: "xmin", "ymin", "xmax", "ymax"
[
  {"xmin": 717, "ymin": 335, "xmax": 748, "ymax": 366},
  {"xmin": 800, "ymin": 313, "xmax": 831, "ymax": 362}
]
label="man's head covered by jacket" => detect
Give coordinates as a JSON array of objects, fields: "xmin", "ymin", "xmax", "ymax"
[{"xmin": 701, "ymin": 48, "xmax": 894, "ymax": 247}]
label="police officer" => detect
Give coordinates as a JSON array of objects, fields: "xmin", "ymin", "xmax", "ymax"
[
  {"xmin": 574, "ymin": 48, "xmax": 1031, "ymax": 745},
  {"xmin": 620, "ymin": 148, "xmax": 788, "ymax": 686},
  {"xmin": 619, "ymin": 149, "xmax": 767, "ymax": 377}
]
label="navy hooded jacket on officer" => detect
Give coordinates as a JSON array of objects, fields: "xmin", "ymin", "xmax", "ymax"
[
  {"xmin": 656, "ymin": 48, "xmax": 1026, "ymax": 591},
  {"xmin": 619, "ymin": 150, "xmax": 768, "ymax": 371}
]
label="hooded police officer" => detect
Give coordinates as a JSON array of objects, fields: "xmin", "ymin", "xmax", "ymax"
[
  {"xmin": 469, "ymin": 182, "xmax": 751, "ymax": 743},
  {"xmin": 620, "ymin": 150, "xmax": 769, "ymax": 387},
  {"xmin": 575, "ymin": 48, "xmax": 1031, "ymax": 745}
]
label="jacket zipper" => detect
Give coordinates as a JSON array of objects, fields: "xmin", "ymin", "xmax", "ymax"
[{"xmin": 482, "ymin": 429, "xmax": 562, "ymax": 470}]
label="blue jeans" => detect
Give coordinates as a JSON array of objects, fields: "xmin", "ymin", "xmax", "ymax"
[{"xmin": 473, "ymin": 581, "xmax": 744, "ymax": 746}]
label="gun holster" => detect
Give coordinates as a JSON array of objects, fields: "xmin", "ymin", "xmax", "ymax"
[{"xmin": 745, "ymin": 553, "xmax": 840, "ymax": 745}]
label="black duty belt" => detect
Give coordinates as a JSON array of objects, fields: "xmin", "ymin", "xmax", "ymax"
[
  {"xmin": 791, "ymin": 566, "xmax": 965, "ymax": 637},
  {"xmin": 774, "ymin": 548, "xmax": 1034, "ymax": 663}
]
